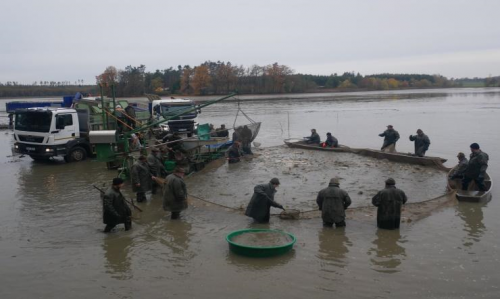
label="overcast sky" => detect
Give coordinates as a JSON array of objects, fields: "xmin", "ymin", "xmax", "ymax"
[{"xmin": 1, "ymin": 0, "xmax": 499, "ymax": 84}]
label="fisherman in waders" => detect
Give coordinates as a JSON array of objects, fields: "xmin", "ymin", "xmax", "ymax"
[
  {"xmin": 240, "ymin": 125, "xmax": 253, "ymax": 154},
  {"xmin": 155, "ymin": 167, "xmax": 188, "ymax": 220},
  {"xmin": 131, "ymin": 155, "xmax": 152, "ymax": 202},
  {"xmin": 462, "ymin": 143, "xmax": 489, "ymax": 191},
  {"xmin": 449, "ymin": 152, "xmax": 468, "ymax": 180},
  {"xmin": 316, "ymin": 178, "xmax": 352, "ymax": 228},
  {"xmin": 227, "ymin": 140, "xmax": 242, "ymax": 163},
  {"xmin": 372, "ymin": 178, "xmax": 408, "ymax": 230},
  {"xmin": 379, "ymin": 125, "xmax": 400, "ymax": 153},
  {"xmin": 409, "ymin": 129, "xmax": 430, "ymax": 157},
  {"xmin": 147, "ymin": 148, "xmax": 165, "ymax": 194},
  {"xmin": 245, "ymin": 178, "xmax": 285, "ymax": 223},
  {"xmin": 102, "ymin": 178, "xmax": 132, "ymax": 233}
]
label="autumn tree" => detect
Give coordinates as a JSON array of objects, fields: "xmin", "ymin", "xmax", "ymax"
[
  {"xmin": 191, "ymin": 65, "xmax": 211, "ymax": 95},
  {"xmin": 180, "ymin": 66, "xmax": 193, "ymax": 94}
]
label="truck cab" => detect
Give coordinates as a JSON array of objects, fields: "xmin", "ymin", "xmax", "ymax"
[
  {"xmin": 151, "ymin": 98, "xmax": 198, "ymax": 135},
  {"xmin": 13, "ymin": 107, "xmax": 92, "ymax": 162}
]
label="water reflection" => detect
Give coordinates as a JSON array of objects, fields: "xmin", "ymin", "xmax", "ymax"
[
  {"xmin": 103, "ymin": 234, "xmax": 133, "ymax": 280},
  {"xmin": 162, "ymin": 219, "xmax": 193, "ymax": 256},
  {"xmin": 226, "ymin": 249, "xmax": 295, "ymax": 270},
  {"xmin": 456, "ymin": 202, "xmax": 486, "ymax": 249},
  {"xmin": 368, "ymin": 230, "xmax": 407, "ymax": 273},
  {"xmin": 317, "ymin": 227, "xmax": 351, "ymax": 270}
]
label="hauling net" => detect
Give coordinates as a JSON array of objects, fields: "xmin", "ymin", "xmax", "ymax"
[{"xmin": 232, "ymin": 101, "xmax": 261, "ymax": 143}]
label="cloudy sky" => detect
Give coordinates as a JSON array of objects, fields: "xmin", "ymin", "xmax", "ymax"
[{"xmin": 1, "ymin": 0, "xmax": 499, "ymax": 84}]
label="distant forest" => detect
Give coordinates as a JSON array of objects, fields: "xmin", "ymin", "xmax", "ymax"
[{"xmin": 1, "ymin": 61, "xmax": 499, "ymax": 98}]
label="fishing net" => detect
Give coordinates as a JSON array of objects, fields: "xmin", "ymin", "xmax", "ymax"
[
  {"xmin": 232, "ymin": 100, "xmax": 261, "ymax": 143},
  {"xmin": 279, "ymin": 209, "xmax": 300, "ymax": 220}
]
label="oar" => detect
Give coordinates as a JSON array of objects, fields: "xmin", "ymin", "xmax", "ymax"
[{"xmin": 93, "ymin": 185, "xmax": 143, "ymax": 212}]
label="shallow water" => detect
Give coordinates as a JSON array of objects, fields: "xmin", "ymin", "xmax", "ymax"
[{"xmin": 1, "ymin": 87, "xmax": 500, "ymax": 298}]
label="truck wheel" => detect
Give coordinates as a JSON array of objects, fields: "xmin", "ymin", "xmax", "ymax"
[{"xmin": 66, "ymin": 147, "xmax": 87, "ymax": 162}]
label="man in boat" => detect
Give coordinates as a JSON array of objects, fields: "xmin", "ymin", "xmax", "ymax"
[
  {"xmin": 226, "ymin": 141, "xmax": 242, "ymax": 163},
  {"xmin": 462, "ymin": 143, "xmax": 489, "ymax": 191},
  {"xmin": 147, "ymin": 148, "xmax": 166, "ymax": 194},
  {"xmin": 449, "ymin": 152, "xmax": 468, "ymax": 180},
  {"xmin": 322, "ymin": 132, "xmax": 338, "ymax": 148},
  {"xmin": 372, "ymin": 178, "xmax": 408, "ymax": 230},
  {"xmin": 245, "ymin": 178, "xmax": 285, "ymax": 223},
  {"xmin": 154, "ymin": 167, "xmax": 188, "ymax": 220},
  {"xmin": 102, "ymin": 178, "xmax": 132, "ymax": 233},
  {"xmin": 316, "ymin": 177, "xmax": 351, "ymax": 228},
  {"xmin": 305, "ymin": 129, "xmax": 321, "ymax": 145},
  {"xmin": 379, "ymin": 125, "xmax": 400, "ymax": 153},
  {"xmin": 216, "ymin": 124, "xmax": 229, "ymax": 138},
  {"xmin": 240, "ymin": 125, "xmax": 253, "ymax": 154},
  {"xmin": 131, "ymin": 155, "xmax": 153, "ymax": 202},
  {"xmin": 409, "ymin": 129, "xmax": 430, "ymax": 157},
  {"xmin": 124, "ymin": 103, "xmax": 137, "ymax": 129}
]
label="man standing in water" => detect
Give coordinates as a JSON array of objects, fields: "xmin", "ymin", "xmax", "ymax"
[
  {"xmin": 372, "ymin": 178, "xmax": 408, "ymax": 230},
  {"xmin": 379, "ymin": 125, "xmax": 400, "ymax": 153},
  {"xmin": 156, "ymin": 167, "xmax": 188, "ymax": 219},
  {"xmin": 131, "ymin": 155, "xmax": 152, "ymax": 202},
  {"xmin": 409, "ymin": 129, "xmax": 430, "ymax": 157},
  {"xmin": 462, "ymin": 143, "xmax": 489, "ymax": 191},
  {"xmin": 227, "ymin": 141, "xmax": 242, "ymax": 163},
  {"xmin": 316, "ymin": 177, "xmax": 351, "ymax": 228},
  {"xmin": 147, "ymin": 148, "xmax": 165, "ymax": 195},
  {"xmin": 245, "ymin": 178, "xmax": 285, "ymax": 223},
  {"xmin": 103, "ymin": 178, "xmax": 132, "ymax": 233}
]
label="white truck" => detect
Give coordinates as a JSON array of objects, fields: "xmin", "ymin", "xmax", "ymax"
[
  {"xmin": 150, "ymin": 98, "xmax": 199, "ymax": 136},
  {"xmin": 13, "ymin": 107, "xmax": 93, "ymax": 162}
]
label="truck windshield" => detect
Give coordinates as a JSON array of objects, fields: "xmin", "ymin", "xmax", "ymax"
[
  {"xmin": 160, "ymin": 105, "xmax": 196, "ymax": 118},
  {"xmin": 15, "ymin": 111, "xmax": 52, "ymax": 132}
]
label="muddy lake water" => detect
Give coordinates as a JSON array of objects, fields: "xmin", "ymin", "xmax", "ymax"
[{"xmin": 1, "ymin": 88, "xmax": 500, "ymax": 298}]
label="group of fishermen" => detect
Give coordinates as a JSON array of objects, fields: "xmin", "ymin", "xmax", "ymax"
[
  {"xmin": 102, "ymin": 123, "xmax": 488, "ymax": 232},
  {"xmin": 102, "ymin": 148, "xmax": 189, "ymax": 232},
  {"xmin": 306, "ymin": 125, "xmax": 431, "ymax": 157},
  {"xmin": 244, "ymin": 176, "xmax": 407, "ymax": 230}
]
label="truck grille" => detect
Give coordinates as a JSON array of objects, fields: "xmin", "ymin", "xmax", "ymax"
[{"xmin": 18, "ymin": 135, "xmax": 45, "ymax": 143}]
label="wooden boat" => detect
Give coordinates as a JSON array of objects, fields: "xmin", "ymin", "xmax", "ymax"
[
  {"xmin": 283, "ymin": 139, "xmax": 351, "ymax": 152},
  {"xmin": 350, "ymin": 148, "xmax": 448, "ymax": 168},
  {"xmin": 447, "ymin": 167, "xmax": 493, "ymax": 202}
]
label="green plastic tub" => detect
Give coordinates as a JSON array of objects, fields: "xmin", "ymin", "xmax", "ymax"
[{"xmin": 226, "ymin": 229, "xmax": 296, "ymax": 257}]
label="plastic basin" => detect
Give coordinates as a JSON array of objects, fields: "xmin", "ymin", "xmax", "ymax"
[{"xmin": 226, "ymin": 229, "xmax": 296, "ymax": 257}]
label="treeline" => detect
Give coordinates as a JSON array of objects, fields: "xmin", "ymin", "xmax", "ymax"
[
  {"xmin": 5, "ymin": 62, "xmax": 497, "ymax": 98},
  {"xmin": 485, "ymin": 76, "xmax": 500, "ymax": 87},
  {"xmin": 96, "ymin": 62, "xmax": 460, "ymax": 97}
]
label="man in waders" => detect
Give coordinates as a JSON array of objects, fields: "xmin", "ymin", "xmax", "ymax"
[
  {"xmin": 147, "ymin": 148, "xmax": 165, "ymax": 194},
  {"xmin": 102, "ymin": 178, "xmax": 132, "ymax": 233},
  {"xmin": 409, "ymin": 129, "xmax": 430, "ymax": 157},
  {"xmin": 316, "ymin": 177, "xmax": 352, "ymax": 228},
  {"xmin": 131, "ymin": 155, "xmax": 152, "ymax": 202},
  {"xmin": 245, "ymin": 178, "xmax": 284, "ymax": 223},
  {"xmin": 449, "ymin": 152, "xmax": 468, "ymax": 180},
  {"xmin": 462, "ymin": 143, "xmax": 489, "ymax": 191},
  {"xmin": 157, "ymin": 167, "xmax": 188, "ymax": 219},
  {"xmin": 372, "ymin": 178, "xmax": 408, "ymax": 230},
  {"xmin": 379, "ymin": 125, "xmax": 400, "ymax": 153}
]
